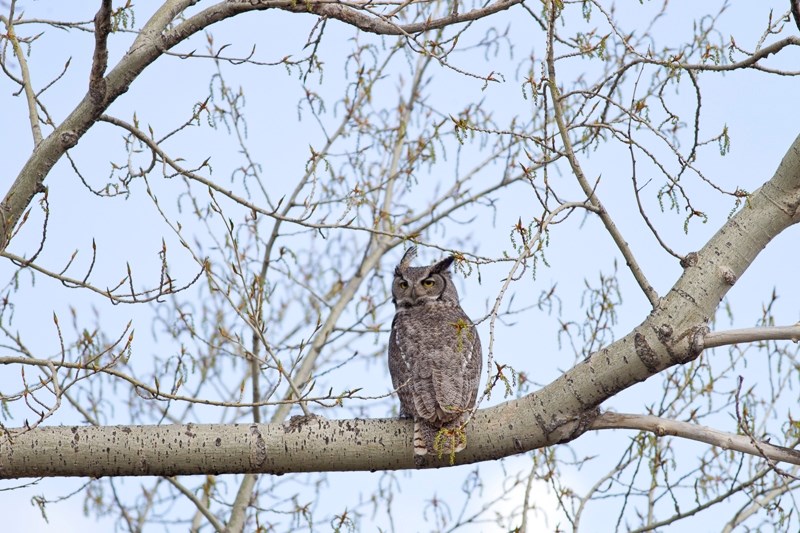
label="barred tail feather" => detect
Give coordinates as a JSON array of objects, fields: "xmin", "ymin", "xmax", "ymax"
[{"xmin": 413, "ymin": 421, "xmax": 429, "ymax": 456}]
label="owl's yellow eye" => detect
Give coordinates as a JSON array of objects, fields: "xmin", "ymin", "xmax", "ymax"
[
  {"xmin": 422, "ymin": 279, "xmax": 435, "ymax": 287},
  {"xmin": 398, "ymin": 280, "xmax": 409, "ymax": 289}
]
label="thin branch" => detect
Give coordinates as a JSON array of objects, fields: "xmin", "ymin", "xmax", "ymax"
[
  {"xmin": 227, "ymin": 475, "xmax": 254, "ymax": 533},
  {"xmin": 590, "ymin": 412, "xmax": 800, "ymax": 466},
  {"xmin": 166, "ymin": 477, "xmax": 224, "ymax": 533},
  {"xmin": 2, "ymin": 11, "xmax": 43, "ymax": 146},
  {"xmin": 703, "ymin": 324, "xmax": 800, "ymax": 349},
  {"xmin": 96, "ymin": 115, "xmax": 412, "ymax": 240},
  {"xmin": 630, "ymin": 467, "xmax": 774, "ymax": 533},
  {"xmin": 0, "ymin": 355, "xmax": 384, "ymax": 408},
  {"xmin": 227, "ymin": 0, "xmax": 524, "ymax": 36},
  {"xmin": 0, "ymin": 250, "xmax": 203, "ymax": 304},
  {"xmin": 544, "ymin": 2, "xmax": 660, "ymax": 308},
  {"xmin": 722, "ymin": 475, "xmax": 800, "ymax": 533},
  {"xmin": 0, "ymin": 0, "xmax": 528, "ymax": 253}
]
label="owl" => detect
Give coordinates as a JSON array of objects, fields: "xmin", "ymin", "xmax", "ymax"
[{"xmin": 388, "ymin": 246, "xmax": 482, "ymax": 457}]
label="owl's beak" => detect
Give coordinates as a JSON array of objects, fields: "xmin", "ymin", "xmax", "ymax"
[{"xmin": 409, "ymin": 287, "xmax": 419, "ymax": 304}]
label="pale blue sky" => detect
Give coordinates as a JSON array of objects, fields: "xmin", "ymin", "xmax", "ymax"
[{"xmin": 2, "ymin": 1, "xmax": 799, "ymax": 531}]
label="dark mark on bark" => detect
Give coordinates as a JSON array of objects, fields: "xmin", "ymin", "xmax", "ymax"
[
  {"xmin": 532, "ymin": 402, "xmax": 549, "ymax": 434},
  {"xmin": 249, "ymin": 424, "xmax": 267, "ymax": 467},
  {"xmin": 675, "ymin": 289, "xmax": 696, "ymax": 306},
  {"xmin": 722, "ymin": 267, "xmax": 737, "ymax": 285},
  {"xmin": 565, "ymin": 376, "xmax": 581, "ymax": 404},
  {"xmin": 556, "ymin": 407, "xmax": 601, "ymax": 444},
  {"xmin": 414, "ymin": 454, "xmax": 427, "ymax": 469},
  {"xmin": 689, "ymin": 324, "xmax": 710, "ymax": 359},
  {"xmin": 286, "ymin": 413, "xmax": 323, "ymax": 433},
  {"xmin": 654, "ymin": 324, "xmax": 682, "ymax": 364},
  {"xmin": 680, "ymin": 251, "xmax": 698, "ymax": 268},
  {"xmin": 60, "ymin": 131, "xmax": 79, "ymax": 148},
  {"xmin": 634, "ymin": 332, "xmax": 659, "ymax": 372}
]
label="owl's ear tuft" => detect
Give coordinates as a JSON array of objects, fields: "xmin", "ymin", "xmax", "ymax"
[
  {"xmin": 396, "ymin": 246, "xmax": 418, "ymax": 275},
  {"xmin": 432, "ymin": 255, "xmax": 455, "ymax": 274}
]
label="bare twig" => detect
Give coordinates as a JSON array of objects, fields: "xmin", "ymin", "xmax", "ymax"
[{"xmin": 0, "ymin": 250, "xmax": 202, "ymax": 304}]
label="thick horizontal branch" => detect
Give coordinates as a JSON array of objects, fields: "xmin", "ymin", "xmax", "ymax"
[
  {"xmin": 0, "ymin": 399, "xmax": 585, "ymax": 478},
  {"xmin": 591, "ymin": 412, "xmax": 800, "ymax": 466},
  {"xmin": 6, "ymin": 401, "xmax": 800, "ymax": 479}
]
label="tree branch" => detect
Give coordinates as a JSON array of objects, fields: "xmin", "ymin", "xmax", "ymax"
[
  {"xmin": 590, "ymin": 412, "xmax": 800, "ymax": 467},
  {"xmin": 510, "ymin": 129, "xmax": 800, "ymax": 444},
  {"xmin": 166, "ymin": 477, "xmax": 224, "ymax": 533},
  {"xmin": 88, "ymin": 0, "xmax": 112, "ymax": 106},
  {"xmin": 0, "ymin": 399, "xmax": 585, "ymax": 479},
  {"xmin": 628, "ymin": 467, "xmax": 774, "ymax": 533},
  {"xmin": 723, "ymin": 478, "xmax": 800, "ymax": 533},
  {"xmin": 704, "ymin": 324, "xmax": 800, "ymax": 349},
  {"xmin": 226, "ymin": 0, "xmax": 523, "ymax": 36},
  {"xmin": 5, "ymin": 401, "xmax": 800, "ymax": 479},
  {"xmin": 544, "ymin": 2, "xmax": 660, "ymax": 308},
  {"xmin": 2, "ymin": 13, "xmax": 43, "ymax": 147}
]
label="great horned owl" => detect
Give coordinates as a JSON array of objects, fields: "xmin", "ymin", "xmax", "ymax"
[{"xmin": 388, "ymin": 246, "xmax": 482, "ymax": 456}]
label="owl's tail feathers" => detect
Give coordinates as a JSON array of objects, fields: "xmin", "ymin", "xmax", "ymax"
[{"xmin": 413, "ymin": 418, "xmax": 467, "ymax": 457}]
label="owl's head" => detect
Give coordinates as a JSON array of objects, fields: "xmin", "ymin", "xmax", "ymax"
[{"xmin": 392, "ymin": 246, "xmax": 460, "ymax": 308}]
